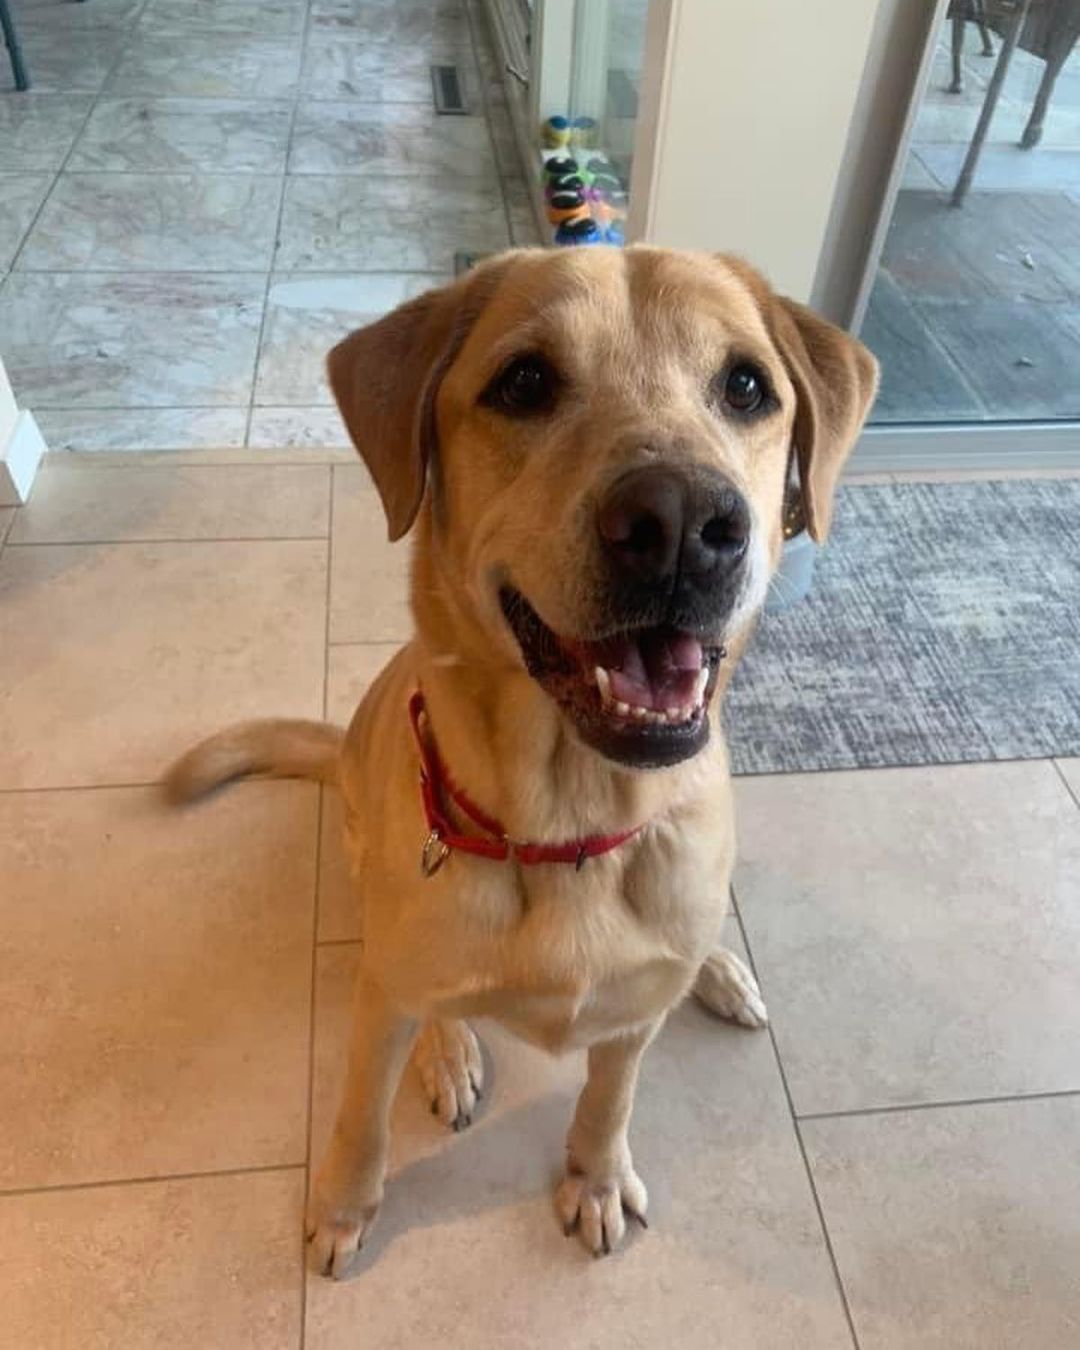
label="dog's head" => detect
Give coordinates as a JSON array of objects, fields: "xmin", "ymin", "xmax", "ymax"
[{"xmin": 328, "ymin": 247, "xmax": 877, "ymax": 770}]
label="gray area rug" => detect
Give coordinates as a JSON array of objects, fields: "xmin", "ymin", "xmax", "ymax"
[{"xmin": 725, "ymin": 480, "xmax": 1080, "ymax": 775}]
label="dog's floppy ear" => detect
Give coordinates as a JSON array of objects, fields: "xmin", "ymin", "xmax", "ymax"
[
  {"xmin": 768, "ymin": 296, "xmax": 879, "ymax": 543},
  {"xmin": 326, "ymin": 262, "xmax": 508, "ymax": 541}
]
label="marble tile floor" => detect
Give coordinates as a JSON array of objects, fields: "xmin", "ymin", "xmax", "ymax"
[
  {"xmin": 2, "ymin": 453, "xmax": 1080, "ymax": 1348},
  {"xmin": 0, "ymin": 0, "xmax": 541, "ymax": 452}
]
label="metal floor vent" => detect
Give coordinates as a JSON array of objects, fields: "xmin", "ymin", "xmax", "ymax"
[{"xmin": 431, "ymin": 64, "xmax": 469, "ymax": 115}]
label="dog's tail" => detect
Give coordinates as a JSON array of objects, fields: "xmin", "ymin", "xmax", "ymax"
[{"xmin": 164, "ymin": 719, "xmax": 345, "ymax": 804}]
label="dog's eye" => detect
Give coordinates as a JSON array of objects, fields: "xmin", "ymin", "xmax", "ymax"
[
  {"xmin": 484, "ymin": 355, "xmax": 558, "ymax": 416},
  {"xmin": 723, "ymin": 364, "xmax": 767, "ymax": 413}
]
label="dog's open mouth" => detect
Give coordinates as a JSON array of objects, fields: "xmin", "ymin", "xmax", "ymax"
[{"xmin": 499, "ymin": 587, "xmax": 724, "ymax": 768}]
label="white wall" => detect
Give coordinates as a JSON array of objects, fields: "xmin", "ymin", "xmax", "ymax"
[{"xmin": 634, "ymin": 0, "xmax": 883, "ymax": 302}]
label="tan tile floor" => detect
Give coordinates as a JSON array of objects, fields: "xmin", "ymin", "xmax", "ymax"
[{"xmin": 2, "ymin": 454, "xmax": 1079, "ymax": 1349}]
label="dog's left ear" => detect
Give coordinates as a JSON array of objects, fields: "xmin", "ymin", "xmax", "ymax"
[
  {"xmin": 768, "ymin": 296, "xmax": 879, "ymax": 543},
  {"xmin": 327, "ymin": 259, "xmax": 510, "ymax": 541}
]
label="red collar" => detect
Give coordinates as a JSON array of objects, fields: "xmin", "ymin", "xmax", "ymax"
[{"xmin": 408, "ymin": 690, "xmax": 643, "ymax": 875}]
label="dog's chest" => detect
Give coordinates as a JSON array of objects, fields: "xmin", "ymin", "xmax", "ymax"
[{"xmin": 415, "ymin": 836, "xmax": 727, "ymax": 1050}]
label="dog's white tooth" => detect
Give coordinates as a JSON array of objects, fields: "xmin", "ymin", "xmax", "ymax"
[
  {"xmin": 630, "ymin": 705, "xmax": 648, "ymax": 721},
  {"xmin": 693, "ymin": 668, "xmax": 709, "ymax": 703},
  {"xmin": 594, "ymin": 666, "xmax": 612, "ymax": 704},
  {"xmin": 614, "ymin": 701, "xmax": 630, "ymax": 717},
  {"xmin": 643, "ymin": 709, "xmax": 660, "ymax": 724}
]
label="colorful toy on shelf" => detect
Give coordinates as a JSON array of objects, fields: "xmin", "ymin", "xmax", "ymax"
[
  {"xmin": 544, "ymin": 173, "xmax": 585, "ymax": 200},
  {"xmin": 540, "ymin": 125, "xmax": 627, "ymax": 247},
  {"xmin": 604, "ymin": 220, "xmax": 625, "ymax": 246},
  {"xmin": 541, "ymin": 115, "xmax": 571, "ymax": 149},
  {"xmin": 543, "ymin": 154, "xmax": 579, "ymax": 180},
  {"xmin": 555, "ymin": 216, "xmax": 603, "ymax": 246},
  {"xmin": 585, "ymin": 155, "xmax": 615, "ymax": 179},
  {"xmin": 547, "ymin": 189, "xmax": 589, "ymax": 224},
  {"xmin": 569, "ymin": 116, "xmax": 597, "ymax": 149}
]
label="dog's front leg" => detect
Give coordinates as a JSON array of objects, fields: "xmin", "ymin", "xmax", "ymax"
[
  {"xmin": 556, "ymin": 1020, "xmax": 660, "ymax": 1256},
  {"xmin": 307, "ymin": 969, "xmax": 418, "ymax": 1279}
]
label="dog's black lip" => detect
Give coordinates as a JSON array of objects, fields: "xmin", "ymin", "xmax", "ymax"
[{"xmin": 498, "ymin": 585, "xmax": 722, "ymax": 769}]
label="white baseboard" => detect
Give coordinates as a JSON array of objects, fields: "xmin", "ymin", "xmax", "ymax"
[{"xmin": 0, "ymin": 409, "xmax": 47, "ymax": 506}]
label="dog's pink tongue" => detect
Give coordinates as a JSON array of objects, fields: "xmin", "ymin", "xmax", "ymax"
[{"xmin": 604, "ymin": 632, "xmax": 704, "ymax": 711}]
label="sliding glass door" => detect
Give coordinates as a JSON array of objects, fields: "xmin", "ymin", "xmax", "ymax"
[{"xmin": 858, "ymin": 0, "xmax": 1080, "ymax": 442}]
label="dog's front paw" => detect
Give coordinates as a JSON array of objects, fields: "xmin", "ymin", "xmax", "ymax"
[
  {"xmin": 305, "ymin": 1147, "xmax": 381, "ymax": 1279},
  {"xmin": 556, "ymin": 1159, "xmax": 648, "ymax": 1257},
  {"xmin": 413, "ymin": 1018, "xmax": 483, "ymax": 1131},
  {"xmin": 693, "ymin": 947, "xmax": 768, "ymax": 1028}
]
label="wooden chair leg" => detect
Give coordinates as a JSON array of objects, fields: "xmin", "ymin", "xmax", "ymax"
[
  {"xmin": 949, "ymin": 10, "xmax": 966, "ymax": 94},
  {"xmin": 0, "ymin": 0, "xmax": 31, "ymax": 92},
  {"xmin": 952, "ymin": 0, "xmax": 1032, "ymax": 207},
  {"xmin": 1019, "ymin": 40, "xmax": 1073, "ymax": 149},
  {"xmin": 972, "ymin": 0, "xmax": 995, "ymax": 55}
]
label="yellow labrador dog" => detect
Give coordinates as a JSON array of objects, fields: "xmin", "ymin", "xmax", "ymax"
[{"xmin": 168, "ymin": 246, "xmax": 877, "ymax": 1275}]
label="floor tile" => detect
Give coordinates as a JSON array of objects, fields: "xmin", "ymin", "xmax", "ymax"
[
  {"xmin": 309, "ymin": 0, "xmax": 472, "ymax": 54},
  {"xmin": 69, "ymin": 97, "xmax": 293, "ymax": 174},
  {"xmin": 918, "ymin": 143, "xmax": 1080, "ymax": 195},
  {"xmin": 0, "ymin": 538, "xmax": 326, "ymax": 788},
  {"xmin": 0, "ymin": 94, "xmax": 94, "ymax": 171},
  {"xmin": 139, "ymin": 0, "xmax": 307, "ymax": 38},
  {"xmin": 8, "ymin": 462, "xmax": 329, "ymax": 544},
  {"xmin": 290, "ymin": 104, "xmax": 498, "ymax": 178},
  {"xmin": 0, "ymin": 23, "xmax": 127, "ymax": 94},
  {"xmin": 36, "ymin": 407, "xmax": 250, "ymax": 452},
  {"xmin": 860, "ymin": 272, "xmax": 984, "ymax": 423},
  {"xmin": 255, "ymin": 273, "xmax": 445, "ymax": 406},
  {"xmin": 13, "ymin": 0, "xmax": 143, "ymax": 28},
  {"xmin": 804, "ymin": 1096, "xmax": 1080, "ymax": 1350},
  {"xmin": 0, "ymin": 783, "xmax": 316, "ymax": 1186},
  {"xmin": 881, "ymin": 189, "xmax": 1080, "ymax": 304},
  {"xmin": 899, "ymin": 151, "xmax": 944, "ymax": 191},
  {"xmin": 0, "ymin": 1170, "xmax": 303, "ymax": 1349},
  {"xmin": 0, "ymin": 271, "xmax": 265, "ymax": 408},
  {"xmin": 1057, "ymin": 758, "xmax": 1080, "ymax": 802},
  {"xmin": 248, "ymin": 406, "xmax": 352, "ymax": 449},
  {"xmin": 911, "ymin": 297, "xmax": 1080, "ymax": 419},
  {"xmin": 299, "ymin": 38, "xmax": 478, "ymax": 104},
  {"xmin": 305, "ymin": 942, "xmax": 850, "ymax": 1350},
  {"xmin": 108, "ymin": 33, "xmax": 301, "ymax": 99},
  {"xmin": 0, "ymin": 173, "xmax": 51, "ymax": 270},
  {"xmin": 277, "ymin": 175, "xmax": 510, "ymax": 272},
  {"xmin": 317, "ymin": 643, "xmax": 400, "ymax": 943},
  {"xmin": 329, "ymin": 464, "xmax": 411, "ymax": 643},
  {"xmin": 734, "ymin": 761, "xmax": 1080, "ymax": 1116},
  {"xmin": 17, "ymin": 173, "xmax": 281, "ymax": 272}
]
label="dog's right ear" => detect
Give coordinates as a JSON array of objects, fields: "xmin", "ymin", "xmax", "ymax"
[{"xmin": 327, "ymin": 263, "xmax": 507, "ymax": 541}]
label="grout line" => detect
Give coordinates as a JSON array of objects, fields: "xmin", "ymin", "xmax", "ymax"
[
  {"xmin": 731, "ymin": 892, "xmax": 862, "ymax": 1350},
  {"xmin": 1051, "ymin": 759, "xmax": 1080, "ymax": 811},
  {"xmin": 315, "ymin": 937, "xmax": 363, "ymax": 948},
  {"xmin": 300, "ymin": 455, "xmax": 336, "ymax": 1344},
  {"xmin": 5, "ymin": 534, "xmax": 327, "ymax": 548},
  {"xmin": 729, "ymin": 752, "xmax": 1080, "ymax": 782},
  {"xmin": 0, "ymin": 777, "xmax": 322, "ymax": 796},
  {"xmin": 0, "ymin": 1161, "xmax": 305, "ymax": 1201},
  {"xmin": 798, "ymin": 1086, "xmax": 1080, "ymax": 1124},
  {"xmin": 5, "ymin": 0, "xmax": 154, "ymax": 272},
  {"xmin": 249, "ymin": 0, "xmax": 324, "ymax": 452},
  {"xmin": 0, "ymin": 779, "xmax": 161, "ymax": 795}
]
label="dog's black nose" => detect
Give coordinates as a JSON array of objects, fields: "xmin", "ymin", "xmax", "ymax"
[{"xmin": 597, "ymin": 466, "xmax": 751, "ymax": 587}]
